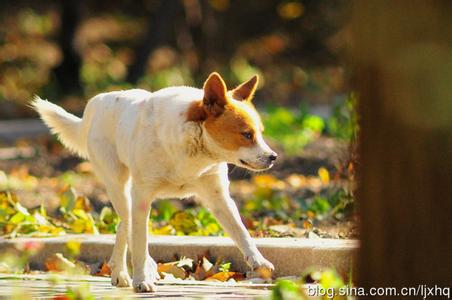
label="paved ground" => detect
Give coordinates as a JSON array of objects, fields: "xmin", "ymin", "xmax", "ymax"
[{"xmin": 0, "ymin": 274, "xmax": 272, "ymax": 299}]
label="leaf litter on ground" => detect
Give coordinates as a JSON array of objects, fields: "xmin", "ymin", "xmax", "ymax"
[
  {"xmin": 0, "ymin": 163, "xmax": 357, "ymax": 240},
  {"xmin": 0, "ymin": 243, "xmax": 269, "ymax": 285}
]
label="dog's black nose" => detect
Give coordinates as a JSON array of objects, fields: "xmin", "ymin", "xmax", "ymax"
[{"xmin": 268, "ymin": 153, "xmax": 278, "ymax": 162}]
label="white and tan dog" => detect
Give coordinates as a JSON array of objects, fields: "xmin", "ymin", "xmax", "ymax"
[{"xmin": 32, "ymin": 72, "xmax": 277, "ymax": 292}]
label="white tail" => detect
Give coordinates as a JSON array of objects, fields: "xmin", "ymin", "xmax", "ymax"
[{"xmin": 31, "ymin": 96, "xmax": 88, "ymax": 158}]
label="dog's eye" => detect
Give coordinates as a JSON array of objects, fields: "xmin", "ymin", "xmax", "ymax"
[{"xmin": 241, "ymin": 132, "xmax": 253, "ymax": 140}]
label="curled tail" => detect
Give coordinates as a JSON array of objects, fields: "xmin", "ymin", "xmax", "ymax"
[{"xmin": 31, "ymin": 96, "xmax": 88, "ymax": 158}]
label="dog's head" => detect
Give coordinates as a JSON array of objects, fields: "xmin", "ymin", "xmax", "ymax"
[{"xmin": 188, "ymin": 72, "xmax": 277, "ymax": 171}]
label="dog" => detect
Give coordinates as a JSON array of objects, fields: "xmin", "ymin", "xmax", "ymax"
[{"xmin": 32, "ymin": 72, "xmax": 277, "ymax": 292}]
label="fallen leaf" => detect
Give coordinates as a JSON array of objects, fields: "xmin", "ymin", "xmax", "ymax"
[
  {"xmin": 308, "ymin": 231, "xmax": 320, "ymax": 239},
  {"xmin": 269, "ymin": 224, "xmax": 292, "ymax": 235},
  {"xmin": 177, "ymin": 256, "xmax": 194, "ymax": 270},
  {"xmin": 66, "ymin": 240, "xmax": 81, "ymax": 258},
  {"xmin": 59, "ymin": 187, "xmax": 77, "ymax": 213},
  {"xmin": 74, "ymin": 196, "xmax": 92, "ymax": 212},
  {"xmin": 241, "ymin": 217, "xmax": 255, "ymax": 230},
  {"xmin": 193, "ymin": 264, "xmax": 207, "ymax": 280},
  {"xmin": 231, "ymin": 272, "xmax": 246, "ymax": 281},
  {"xmin": 318, "ymin": 167, "xmax": 330, "ymax": 185},
  {"xmin": 157, "ymin": 263, "xmax": 186, "ymax": 279},
  {"xmin": 45, "ymin": 253, "xmax": 76, "ymax": 272},
  {"xmin": 256, "ymin": 266, "xmax": 273, "ymax": 279},
  {"xmin": 74, "ymin": 261, "xmax": 91, "ymax": 275},
  {"xmin": 152, "ymin": 224, "xmax": 174, "ymax": 235},
  {"xmin": 303, "ymin": 220, "xmax": 313, "ymax": 230},
  {"xmin": 206, "ymin": 271, "xmax": 237, "ymax": 282},
  {"xmin": 169, "ymin": 211, "xmax": 198, "ymax": 234},
  {"xmin": 219, "ymin": 262, "xmax": 231, "ymax": 272},
  {"xmin": 95, "ymin": 261, "xmax": 111, "ymax": 276}
]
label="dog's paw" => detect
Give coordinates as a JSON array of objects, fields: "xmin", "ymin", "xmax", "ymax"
[
  {"xmin": 133, "ymin": 279, "xmax": 157, "ymax": 293},
  {"xmin": 146, "ymin": 256, "xmax": 161, "ymax": 280},
  {"xmin": 245, "ymin": 253, "xmax": 274, "ymax": 271},
  {"xmin": 111, "ymin": 269, "xmax": 132, "ymax": 287}
]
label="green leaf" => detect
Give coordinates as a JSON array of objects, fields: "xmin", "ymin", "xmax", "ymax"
[
  {"xmin": 219, "ymin": 262, "xmax": 231, "ymax": 272},
  {"xmin": 154, "ymin": 200, "xmax": 177, "ymax": 222},
  {"xmin": 9, "ymin": 212, "xmax": 25, "ymax": 224},
  {"xmin": 320, "ymin": 269, "xmax": 345, "ymax": 290},
  {"xmin": 272, "ymin": 279, "xmax": 301, "ymax": 300},
  {"xmin": 60, "ymin": 187, "xmax": 77, "ymax": 212},
  {"xmin": 99, "ymin": 207, "xmax": 116, "ymax": 224},
  {"xmin": 170, "ymin": 211, "xmax": 198, "ymax": 234},
  {"xmin": 309, "ymin": 197, "xmax": 331, "ymax": 215}
]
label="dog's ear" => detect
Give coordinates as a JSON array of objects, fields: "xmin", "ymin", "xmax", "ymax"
[
  {"xmin": 232, "ymin": 75, "xmax": 258, "ymax": 101},
  {"xmin": 203, "ymin": 72, "xmax": 228, "ymax": 116}
]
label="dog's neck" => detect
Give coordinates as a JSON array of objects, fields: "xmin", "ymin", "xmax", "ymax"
[{"xmin": 184, "ymin": 121, "xmax": 218, "ymax": 161}]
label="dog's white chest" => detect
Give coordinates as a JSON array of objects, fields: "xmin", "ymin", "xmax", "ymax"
[{"xmin": 154, "ymin": 161, "xmax": 218, "ymax": 198}]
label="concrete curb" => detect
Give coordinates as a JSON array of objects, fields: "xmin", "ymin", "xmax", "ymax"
[
  {"xmin": 0, "ymin": 119, "xmax": 49, "ymax": 142},
  {"xmin": 0, "ymin": 235, "xmax": 358, "ymax": 277}
]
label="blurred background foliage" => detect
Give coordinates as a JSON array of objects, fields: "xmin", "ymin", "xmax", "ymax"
[
  {"xmin": 0, "ymin": 0, "xmax": 358, "ymax": 239},
  {"xmin": 0, "ymin": 0, "xmax": 351, "ymax": 117}
]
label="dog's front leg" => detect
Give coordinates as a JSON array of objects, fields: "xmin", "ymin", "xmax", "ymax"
[
  {"xmin": 196, "ymin": 175, "xmax": 274, "ymax": 271},
  {"xmin": 130, "ymin": 183, "xmax": 158, "ymax": 293}
]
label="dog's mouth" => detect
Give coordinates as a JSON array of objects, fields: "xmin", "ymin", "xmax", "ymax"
[
  {"xmin": 239, "ymin": 159, "xmax": 250, "ymax": 166},
  {"xmin": 239, "ymin": 159, "xmax": 273, "ymax": 171}
]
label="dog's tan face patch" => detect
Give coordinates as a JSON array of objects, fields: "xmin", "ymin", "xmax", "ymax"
[
  {"xmin": 186, "ymin": 72, "xmax": 265, "ymax": 152},
  {"xmin": 204, "ymin": 100, "xmax": 263, "ymax": 151}
]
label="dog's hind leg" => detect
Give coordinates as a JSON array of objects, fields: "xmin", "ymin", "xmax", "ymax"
[
  {"xmin": 88, "ymin": 141, "xmax": 132, "ymax": 288},
  {"xmin": 104, "ymin": 177, "xmax": 132, "ymax": 288}
]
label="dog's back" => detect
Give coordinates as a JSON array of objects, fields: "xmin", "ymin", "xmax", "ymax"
[
  {"xmin": 32, "ymin": 87, "xmax": 203, "ymax": 161},
  {"xmin": 31, "ymin": 89, "xmax": 148, "ymax": 156}
]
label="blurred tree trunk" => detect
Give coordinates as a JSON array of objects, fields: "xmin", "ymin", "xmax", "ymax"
[
  {"xmin": 179, "ymin": 0, "xmax": 205, "ymax": 80},
  {"xmin": 53, "ymin": 0, "xmax": 83, "ymax": 96},
  {"xmin": 126, "ymin": 0, "xmax": 180, "ymax": 84},
  {"xmin": 352, "ymin": 0, "xmax": 452, "ymax": 296}
]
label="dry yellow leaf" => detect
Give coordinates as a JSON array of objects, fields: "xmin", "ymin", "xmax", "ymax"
[
  {"xmin": 152, "ymin": 224, "xmax": 174, "ymax": 235},
  {"xmin": 318, "ymin": 167, "xmax": 330, "ymax": 185},
  {"xmin": 74, "ymin": 196, "xmax": 92, "ymax": 212},
  {"xmin": 206, "ymin": 271, "xmax": 236, "ymax": 282},
  {"xmin": 303, "ymin": 220, "xmax": 313, "ymax": 230},
  {"xmin": 66, "ymin": 240, "xmax": 81, "ymax": 257},
  {"xmin": 170, "ymin": 212, "xmax": 198, "ymax": 234},
  {"xmin": 157, "ymin": 263, "xmax": 186, "ymax": 279},
  {"xmin": 256, "ymin": 266, "xmax": 273, "ymax": 279}
]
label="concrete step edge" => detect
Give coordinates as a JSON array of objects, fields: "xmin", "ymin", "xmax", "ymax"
[{"xmin": 0, "ymin": 234, "xmax": 358, "ymax": 278}]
